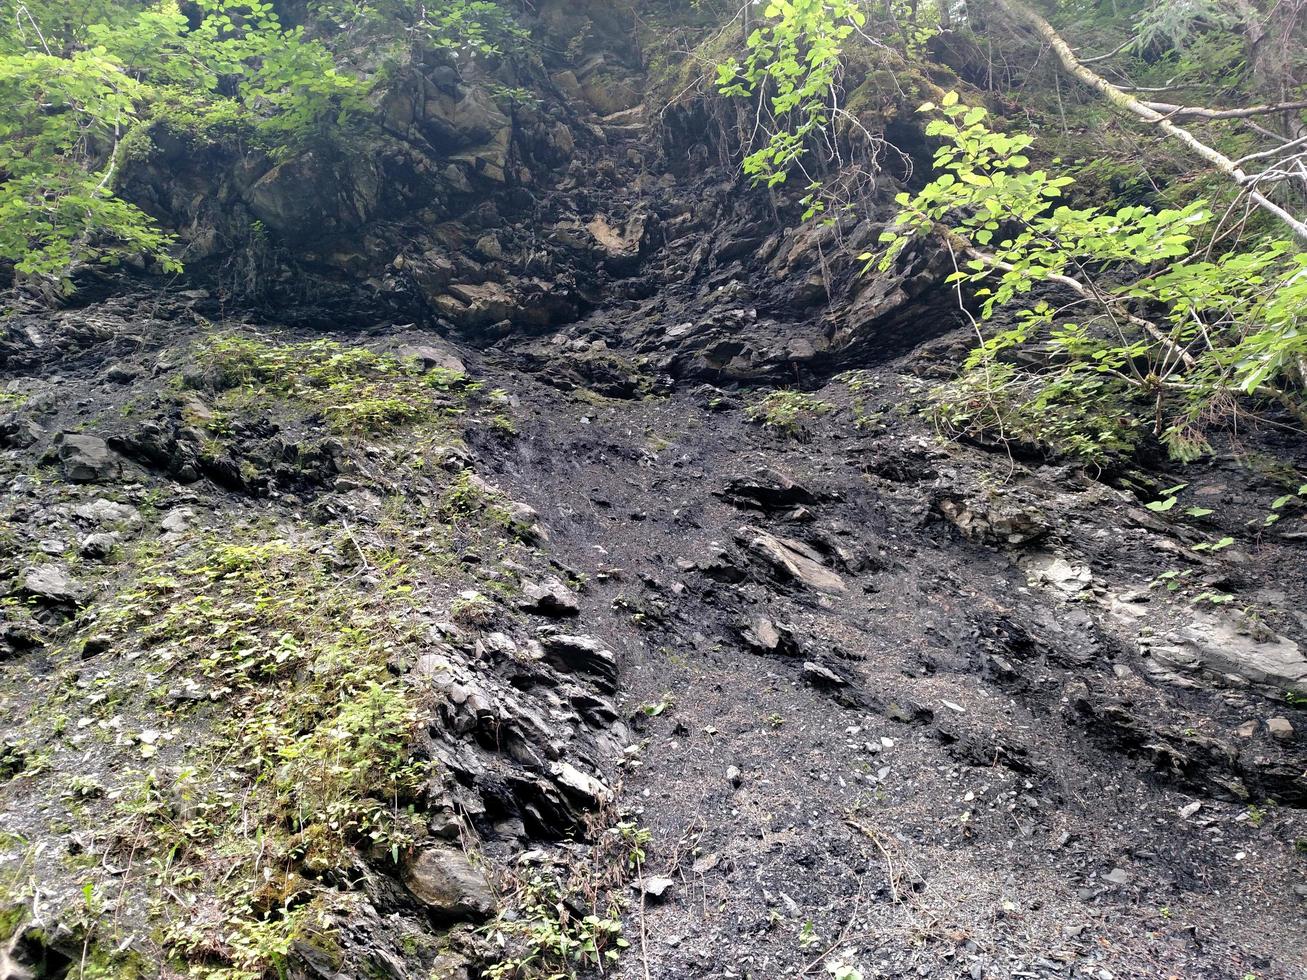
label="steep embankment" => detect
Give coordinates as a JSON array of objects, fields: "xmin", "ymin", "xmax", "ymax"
[{"xmin": 2, "ymin": 2, "xmax": 1307, "ymax": 979}]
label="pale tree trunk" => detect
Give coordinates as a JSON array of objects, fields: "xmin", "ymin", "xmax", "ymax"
[{"xmin": 992, "ymin": 0, "xmax": 1307, "ymax": 243}]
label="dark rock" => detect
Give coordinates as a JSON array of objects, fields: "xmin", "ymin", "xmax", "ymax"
[
  {"xmin": 78, "ymin": 533, "xmax": 119, "ymax": 559},
  {"xmin": 718, "ymin": 469, "xmax": 817, "ymax": 512},
  {"xmin": 570, "ymin": 691, "xmax": 619, "ymax": 726},
  {"xmin": 802, "ymin": 661, "xmax": 849, "ymax": 688},
  {"xmin": 0, "ymin": 415, "xmax": 42, "ymax": 449},
  {"xmin": 55, "ymin": 433, "xmax": 122, "ymax": 482},
  {"xmin": 0, "ymin": 620, "xmax": 45, "ymax": 657},
  {"xmin": 697, "ymin": 545, "xmax": 747, "ymax": 583},
  {"xmin": 402, "ymin": 845, "xmax": 496, "ymax": 920},
  {"xmin": 539, "ymin": 633, "xmax": 618, "ymax": 691},
  {"xmin": 81, "ymin": 635, "xmax": 112, "ymax": 658}
]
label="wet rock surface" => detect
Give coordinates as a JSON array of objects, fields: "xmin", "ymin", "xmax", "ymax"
[
  {"xmin": 475, "ymin": 350, "xmax": 1307, "ymax": 979},
  {"xmin": 1, "ymin": 9, "xmax": 1306, "ymax": 980}
]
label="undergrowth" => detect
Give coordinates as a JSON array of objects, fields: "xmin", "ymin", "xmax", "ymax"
[
  {"xmin": 190, "ymin": 332, "xmax": 477, "ymax": 437},
  {"xmin": 0, "ymin": 332, "xmax": 544, "ymax": 977},
  {"xmin": 746, "ymin": 390, "xmax": 833, "ymax": 440}
]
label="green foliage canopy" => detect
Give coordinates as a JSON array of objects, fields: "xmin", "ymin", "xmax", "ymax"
[
  {"xmin": 715, "ymin": 0, "xmax": 868, "ymax": 186},
  {"xmin": 877, "ymin": 95, "xmax": 1307, "ymax": 461},
  {"xmin": 0, "ymin": 0, "xmax": 366, "ymax": 281}
]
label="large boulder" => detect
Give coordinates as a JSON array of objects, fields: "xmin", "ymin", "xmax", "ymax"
[
  {"xmin": 56, "ymin": 433, "xmax": 122, "ymax": 483},
  {"xmin": 402, "ymin": 845, "xmax": 496, "ymax": 920}
]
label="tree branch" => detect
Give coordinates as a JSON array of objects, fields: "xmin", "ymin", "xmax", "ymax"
[
  {"xmin": 992, "ymin": 0, "xmax": 1307, "ymax": 243},
  {"xmin": 1139, "ymin": 98, "xmax": 1307, "ymax": 120}
]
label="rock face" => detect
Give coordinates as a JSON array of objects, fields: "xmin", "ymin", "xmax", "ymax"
[
  {"xmin": 2, "ymin": 4, "xmax": 1306, "ymax": 979},
  {"xmin": 1142, "ymin": 613, "xmax": 1307, "ymax": 695},
  {"xmin": 402, "ymin": 845, "xmax": 496, "ymax": 920},
  {"xmin": 55, "ymin": 433, "xmax": 121, "ymax": 482}
]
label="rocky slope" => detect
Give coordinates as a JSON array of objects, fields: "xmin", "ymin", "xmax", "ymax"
[{"xmin": 2, "ymin": 2, "xmax": 1307, "ymax": 979}]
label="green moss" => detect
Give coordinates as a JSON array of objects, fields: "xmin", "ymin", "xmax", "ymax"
[
  {"xmin": 186, "ymin": 331, "xmax": 479, "ymax": 437},
  {"xmin": 746, "ymin": 390, "xmax": 833, "ymax": 440}
]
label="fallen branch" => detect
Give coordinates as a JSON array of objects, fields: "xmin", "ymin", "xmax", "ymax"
[
  {"xmin": 1140, "ymin": 98, "xmax": 1307, "ymax": 121},
  {"xmin": 992, "ymin": 0, "xmax": 1307, "ymax": 242}
]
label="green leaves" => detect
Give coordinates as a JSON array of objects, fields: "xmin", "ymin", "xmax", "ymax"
[
  {"xmin": 0, "ymin": 0, "xmax": 370, "ymax": 281},
  {"xmin": 881, "ymin": 93, "xmax": 1307, "ymax": 463},
  {"xmin": 715, "ymin": 0, "xmax": 869, "ymax": 187}
]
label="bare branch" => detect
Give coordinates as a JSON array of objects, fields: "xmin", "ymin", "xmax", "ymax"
[
  {"xmin": 1139, "ymin": 98, "xmax": 1307, "ymax": 120},
  {"xmin": 1078, "ymin": 36, "xmax": 1134, "ymax": 65},
  {"xmin": 1234, "ymin": 132, "xmax": 1307, "ymax": 165}
]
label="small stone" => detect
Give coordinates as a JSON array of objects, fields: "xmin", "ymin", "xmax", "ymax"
[
  {"xmin": 1178, "ymin": 801, "xmax": 1202, "ymax": 819},
  {"xmin": 691, "ymin": 853, "xmax": 719, "ymax": 875},
  {"xmin": 1267, "ymin": 717, "xmax": 1294, "ymax": 741},
  {"xmin": 398, "ymin": 343, "xmax": 466, "ymax": 376},
  {"xmin": 507, "ymin": 500, "xmax": 547, "ymax": 542},
  {"xmin": 38, "ymin": 539, "xmax": 64, "ymax": 556},
  {"xmin": 726, "ymin": 765, "xmax": 742, "ymax": 788},
  {"xmin": 637, "ymin": 876, "xmax": 675, "ymax": 901},
  {"xmin": 1101, "ymin": 868, "xmax": 1131, "ymax": 887},
  {"xmin": 161, "ymin": 507, "xmax": 195, "ymax": 534},
  {"xmin": 802, "ymin": 661, "xmax": 847, "ymax": 687},
  {"xmin": 79, "ymin": 532, "xmax": 119, "ymax": 559},
  {"xmin": 1236, "ymin": 720, "xmax": 1257, "ymax": 738}
]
